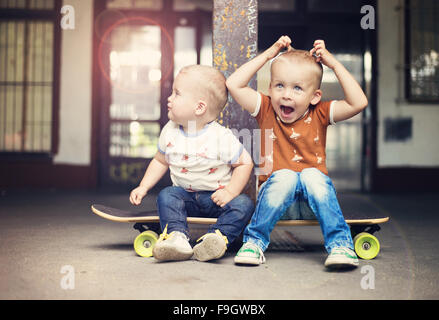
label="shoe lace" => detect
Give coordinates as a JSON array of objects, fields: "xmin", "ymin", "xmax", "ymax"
[
  {"xmin": 158, "ymin": 224, "xmax": 170, "ymax": 241},
  {"xmin": 158, "ymin": 224, "xmax": 190, "ymax": 242},
  {"xmin": 331, "ymin": 247, "xmax": 356, "ymax": 258},
  {"xmin": 242, "ymin": 242, "xmax": 266, "ymax": 263},
  {"xmin": 196, "ymin": 229, "xmax": 229, "ymax": 245}
]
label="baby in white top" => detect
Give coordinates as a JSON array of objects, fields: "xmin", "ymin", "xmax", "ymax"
[
  {"xmin": 129, "ymin": 65, "xmax": 254, "ymax": 262},
  {"xmin": 157, "ymin": 120, "xmax": 243, "ymax": 192}
]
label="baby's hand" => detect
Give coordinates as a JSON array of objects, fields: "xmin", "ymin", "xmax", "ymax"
[
  {"xmin": 310, "ymin": 40, "xmax": 338, "ymax": 69},
  {"xmin": 129, "ymin": 185, "xmax": 148, "ymax": 206},
  {"xmin": 264, "ymin": 35, "xmax": 293, "ymax": 60},
  {"xmin": 211, "ymin": 188, "xmax": 235, "ymax": 208}
]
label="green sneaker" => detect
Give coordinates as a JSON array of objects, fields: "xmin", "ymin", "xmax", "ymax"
[
  {"xmin": 234, "ymin": 242, "xmax": 265, "ymax": 265},
  {"xmin": 324, "ymin": 247, "xmax": 359, "ymax": 268}
]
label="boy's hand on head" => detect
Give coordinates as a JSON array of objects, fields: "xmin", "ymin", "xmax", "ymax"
[
  {"xmin": 211, "ymin": 188, "xmax": 235, "ymax": 208},
  {"xmin": 264, "ymin": 35, "xmax": 293, "ymax": 60},
  {"xmin": 310, "ymin": 40, "xmax": 338, "ymax": 69},
  {"xmin": 310, "ymin": 40, "xmax": 368, "ymax": 122},
  {"xmin": 129, "ymin": 185, "xmax": 148, "ymax": 206}
]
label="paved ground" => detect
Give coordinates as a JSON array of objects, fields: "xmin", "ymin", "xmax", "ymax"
[{"xmin": 0, "ymin": 189, "xmax": 438, "ymax": 300}]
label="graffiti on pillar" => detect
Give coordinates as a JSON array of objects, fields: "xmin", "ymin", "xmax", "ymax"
[
  {"xmin": 213, "ymin": 0, "xmax": 258, "ymax": 125},
  {"xmin": 213, "ymin": 0, "xmax": 259, "ymax": 201},
  {"xmin": 213, "ymin": 0, "xmax": 258, "ymax": 74},
  {"xmin": 247, "ymin": 0, "xmax": 258, "ymax": 48}
]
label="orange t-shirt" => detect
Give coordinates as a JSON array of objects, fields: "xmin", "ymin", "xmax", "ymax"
[{"xmin": 253, "ymin": 92, "xmax": 336, "ymax": 185}]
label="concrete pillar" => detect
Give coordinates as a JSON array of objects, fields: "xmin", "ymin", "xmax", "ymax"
[{"xmin": 213, "ymin": 0, "xmax": 258, "ymax": 201}]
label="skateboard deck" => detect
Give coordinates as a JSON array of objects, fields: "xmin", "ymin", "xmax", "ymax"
[
  {"xmin": 91, "ymin": 204, "xmax": 389, "ymax": 225},
  {"xmin": 91, "ymin": 204, "xmax": 389, "ymax": 260}
]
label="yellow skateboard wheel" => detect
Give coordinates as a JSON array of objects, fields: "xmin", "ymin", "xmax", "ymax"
[
  {"xmin": 134, "ymin": 230, "xmax": 158, "ymax": 257},
  {"xmin": 354, "ymin": 232, "xmax": 380, "ymax": 260}
]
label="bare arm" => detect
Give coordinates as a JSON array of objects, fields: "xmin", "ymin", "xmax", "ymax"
[
  {"xmin": 211, "ymin": 149, "xmax": 253, "ymax": 208},
  {"xmin": 226, "ymin": 149, "xmax": 254, "ymax": 198},
  {"xmin": 226, "ymin": 36, "xmax": 292, "ymax": 114},
  {"xmin": 331, "ymin": 62, "xmax": 368, "ymax": 122},
  {"xmin": 310, "ymin": 40, "xmax": 368, "ymax": 123},
  {"xmin": 129, "ymin": 151, "xmax": 169, "ymax": 206}
]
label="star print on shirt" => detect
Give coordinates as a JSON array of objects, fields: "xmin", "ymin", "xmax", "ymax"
[
  {"xmin": 292, "ymin": 149, "xmax": 303, "ymax": 162},
  {"xmin": 314, "ymin": 129, "xmax": 320, "ymax": 144},
  {"xmin": 181, "ymin": 167, "xmax": 188, "ymax": 173},
  {"xmin": 290, "ymin": 128, "xmax": 301, "ymax": 140},
  {"xmin": 196, "ymin": 152, "xmax": 208, "ymax": 159},
  {"xmin": 208, "ymin": 168, "xmax": 218, "ymax": 174},
  {"xmin": 217, "ymin": 181, "xmax": 225, "ymax": 190},
  {"xmin": 316, "ymin": 153, "xmax": 323, "ymax": 164}
]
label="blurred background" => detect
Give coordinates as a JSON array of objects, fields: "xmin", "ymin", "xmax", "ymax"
[{"xmin": 0, "ymin": 0, "xmax": 438, "ymax": 194}]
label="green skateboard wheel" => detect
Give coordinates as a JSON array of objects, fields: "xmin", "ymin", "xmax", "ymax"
[
  {"xmin": 134, "ymin": 230, "xmax": 158, "ymax": 257},
  {"xmin": 354, "ymin": 232, "xmax": 380, "ymax": 260}
]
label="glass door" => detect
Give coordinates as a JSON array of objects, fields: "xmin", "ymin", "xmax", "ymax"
[
  {"xmin": 95, "ymin": 1, "xmax": 207, "ymax": 189},
  {"xmin": 108, "ymin": 23, "xmax": 162, "ymax": 157},
  {"xmin": 98, "ymin": 18, "xmax": 170, "ymax": 188}
]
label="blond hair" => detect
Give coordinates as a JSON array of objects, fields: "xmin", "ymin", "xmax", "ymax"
[
  {"xmin": 179, "ymin": 65, "xmax": 228, "ymax": 118},
  {"xmin": 271, "ymin": 49, "xmax": 323, "ymax": 89}
]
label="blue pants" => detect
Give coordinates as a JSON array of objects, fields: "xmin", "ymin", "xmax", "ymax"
[
  {"xmin": 243, "ymin": 168, "xmax": 354, "ymax": 253},
  {"xmin": 157, "ymin": 186, "xmax": 255, "ymax": 246}
]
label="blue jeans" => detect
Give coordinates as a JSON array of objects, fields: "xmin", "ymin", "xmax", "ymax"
[
  {"xmin": 157, "ymin": 186, "xmax": 255, "ymax": 246},
  {"xmin": 243, "ymin": 168, "xmax": 354, "ymax": 253}
]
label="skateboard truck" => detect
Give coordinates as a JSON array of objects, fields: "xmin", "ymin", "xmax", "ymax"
[
  {"xmin": 133, "ymin": 222, "xmax": 161, "ymax": 235},
  {"xmin": 133, "ymin": 223, "xmax": 148, "ymax": 233},
  {"xmin": 350, "ymin": 224, "xmax": 381, "ymax": 237}
]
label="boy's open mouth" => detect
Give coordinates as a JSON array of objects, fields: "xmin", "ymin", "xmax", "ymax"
[{"xmin": 280, "ymin": 105, "xmax": 295, "ymax": 116}]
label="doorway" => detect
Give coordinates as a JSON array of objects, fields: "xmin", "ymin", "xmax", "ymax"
[{"xmin": 93, "ymin": 0, "xmax": 212, "ymax": 189}]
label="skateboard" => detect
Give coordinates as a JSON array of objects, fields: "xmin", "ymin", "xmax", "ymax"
[{"xmin": 91, "ymin": 204, "xmax": 389, "ymax": 260}]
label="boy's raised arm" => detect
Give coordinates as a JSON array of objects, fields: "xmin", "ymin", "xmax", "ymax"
[
  {"xmin": 310, "ymin": 40, "xmax": 368, "ymax": 123},
  {"xmin": 226, "ymin": 36, "xmax": 292, "ymax": 115}
]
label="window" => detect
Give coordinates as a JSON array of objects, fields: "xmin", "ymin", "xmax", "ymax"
[
  {"xmin": 173, "ymin": 26, "xmax": 197, "ymax": 77},
  {"xmin": 0, "ymin": 1, "xmax": 59, "ymax": 153},
  {"xmin": 106, "ymin": 0, "xmax": 163, "ymax": 10},
  {"xmin": 307, "ymin": 0, "xmax": 362, "ymax": 13},
  {"xmin": 406, "ymin": 0, "xmax": 439, "ymax": 102},
  {"xmin": 0, "ymin": 0, "xmax": 54, "ymax": 10},
  {"xmin": 107, "ymin": 24, "xmax": 162, "ymax": 158},
  {"xmin": 257, "ymin": 0, "xmax": 295, "ymax": 12}
]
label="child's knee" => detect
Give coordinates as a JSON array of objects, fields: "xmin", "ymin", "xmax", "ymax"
[
  {"xmin": 228, "ymin": 194, "xmax": 255, "ymax": 216},
  {"xmin": 157, "ymin": 186, "xmax": 184, "ymax": 204},
  {"xmin": 270, "ymin": 169, "xmax": 299, "ymax": 186},
  {"xmin": 157, "ymin": 186, "xmax": 172, "ymax": 200},
  {"xmin": 262, "ymin": 169, "xmax": 299, "ymax": 207},
  {"xmin": 300, "ymin": 168, "xmax": 331, "ymax": 200}
]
